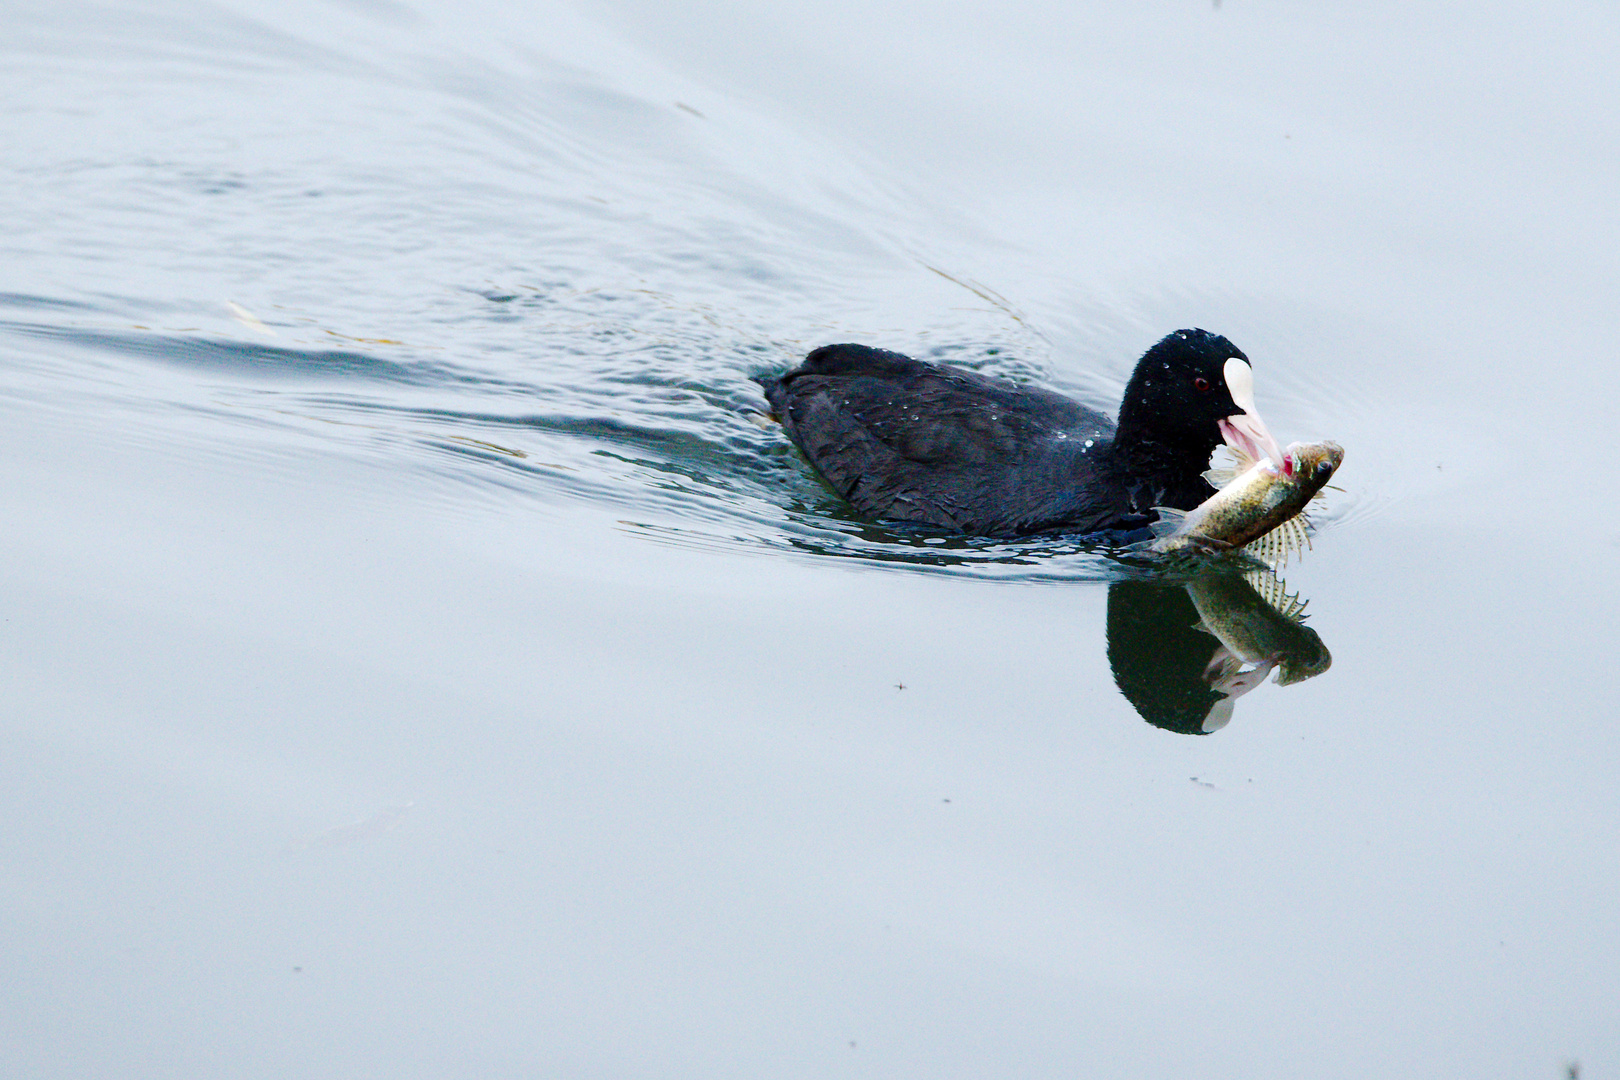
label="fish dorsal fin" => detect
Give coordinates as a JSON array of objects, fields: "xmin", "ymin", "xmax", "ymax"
[
  {"xmin": 1149, "ymin": 505, "xmax": 1189, "ymax": 540},
  {"xmin": 1202, "ymin": 444, "xmax": 1258, "ymax": 489},
  {"xmin": 1242, "ymin": 567, "xmax": 1310, "ymax": 621},
  {"xmin": 1242, "ymin": 510, "xmax": 1313, "ymax": 569}
]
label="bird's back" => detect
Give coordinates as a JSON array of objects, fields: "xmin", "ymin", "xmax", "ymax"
[{"xmin": 758, "ymin": 344, "xmax": 1125, "ymax": 535}]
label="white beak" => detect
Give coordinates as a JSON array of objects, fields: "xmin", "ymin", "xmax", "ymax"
[{"xmin": 1217, "ymin": 358, "xmax": 1285, "ymax": 467}]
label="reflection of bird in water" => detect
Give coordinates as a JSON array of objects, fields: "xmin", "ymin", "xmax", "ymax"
[{"xmin": 1107, "ymin": 569, "xmax": 1331, "ymax": 735}]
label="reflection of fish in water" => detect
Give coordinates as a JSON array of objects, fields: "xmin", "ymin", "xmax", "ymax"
[
  {"xmin": 1106, "ymin": 565, "xmax": 1332, "ymax": 735},
  {"xmin": 1191, "ymin": 569, "xmax": 1331, "ymax": 682},
  {"xmin": 1109, "ymin": 441, "xmax": 1340, "ymax": 733},
  {"xmin": 1186, "ymin": 568, "xmax": 1332, "ymax": 732},
  {"xmin": 1190, "ymin": 568, "xmax": 1333, "ymax": 731},
  {"xmin": 1150, "ymin": 440, "xmax": 1344, "ymax": 565}
]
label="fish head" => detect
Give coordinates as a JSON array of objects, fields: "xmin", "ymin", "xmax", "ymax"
[
  {"xmin": 1280, "ymin": 440, "xmax": 1344, "ymax": 491},
  {"xmin": 1275, "ymin": 632, "xmax": 1333, "ymax": 685}
]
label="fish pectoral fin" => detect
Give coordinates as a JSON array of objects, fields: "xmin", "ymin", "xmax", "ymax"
[
  {"xmin": 1202, "ymin": 444, "xmax": 1257, "ymax": 489},
  {"xmin": 1151, "ymin": 507, "xmax": 1230, "ymax": 554},
  {"xmin": 1148, "ymin": 506, "xmax": 1189, "ymax": 539}
]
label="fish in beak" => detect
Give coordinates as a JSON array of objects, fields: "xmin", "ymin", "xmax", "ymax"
[{"xmin": 1217, "ymin": 357, "xmax": 1285, "ymax": 468}]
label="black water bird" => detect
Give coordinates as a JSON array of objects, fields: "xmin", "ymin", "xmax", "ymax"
[{"xmin": 756, "ymin": 329, "xmax": 1283, "ymax": 538}]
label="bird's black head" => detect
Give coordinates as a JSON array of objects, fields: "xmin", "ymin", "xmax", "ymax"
[{"xmin": 1115, "ymin": 329, "xmax": 1281, "ymax": 469}]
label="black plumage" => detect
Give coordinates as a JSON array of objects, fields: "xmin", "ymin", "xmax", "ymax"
[{"xmin": 756, "ymin": 329, "xmax": 1270, "ymax": 537}]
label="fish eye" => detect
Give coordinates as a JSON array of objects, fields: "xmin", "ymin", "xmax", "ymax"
[{"xmin": 1193, "ymin": 376, "xmax": 1210, "ymax": 392}]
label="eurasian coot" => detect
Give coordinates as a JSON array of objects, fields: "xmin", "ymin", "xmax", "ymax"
[{"xmin": 756, "ymin": 328, "xmax": 1283, "ymax": 538}]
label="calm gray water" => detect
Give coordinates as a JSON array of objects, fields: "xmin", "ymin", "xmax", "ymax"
[{"xmin": 3, "ymin": 1, "xmax": 1616, "ymax": 1076}]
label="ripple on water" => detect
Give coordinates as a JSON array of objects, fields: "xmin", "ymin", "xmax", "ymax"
[
  {"xmin": 1, "ymin": 282, "xmax": 1143, "ymax": 582},
  {"xmin": 0, "ymin": 3, "xmax": 1362, "ymax": 585}
]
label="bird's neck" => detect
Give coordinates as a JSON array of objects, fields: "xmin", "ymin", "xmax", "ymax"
[{"xmin": 1102, "ymin": 433, "xmax": 1217, "ymax": 514}]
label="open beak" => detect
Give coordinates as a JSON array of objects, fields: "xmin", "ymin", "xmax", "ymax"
[
  {"xmin": 1219, "ymin": 412, "xmax": 1285, "ymax": 469},
  {"xmin": 1218, "ymin": 357, "xmax": 1285, "ymax": 467}
]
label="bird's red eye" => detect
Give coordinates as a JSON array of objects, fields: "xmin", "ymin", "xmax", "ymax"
[{"xmin": 1193, "ymin": 376, "xmax": 1211, "ymax": 392}]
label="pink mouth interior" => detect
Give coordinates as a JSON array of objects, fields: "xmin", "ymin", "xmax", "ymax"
[{"xmin": 1218, "ymin": 413, "xmax": 1285, "ymax": 469}]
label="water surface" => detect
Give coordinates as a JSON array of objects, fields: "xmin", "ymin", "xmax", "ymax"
[{"xmin": 3, "ymin": 1, "xmax": 1616, "ymax": 1077}]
